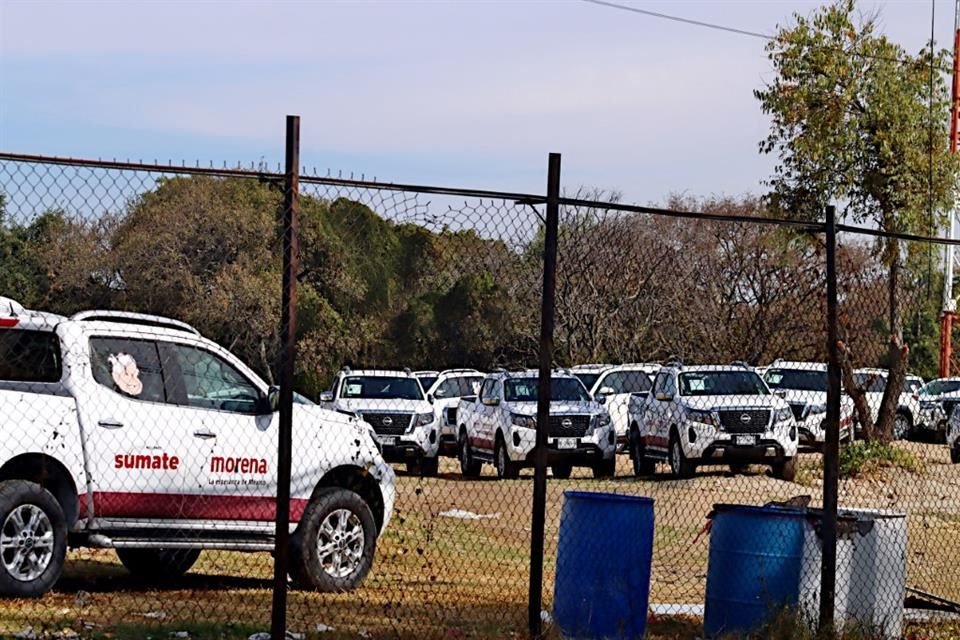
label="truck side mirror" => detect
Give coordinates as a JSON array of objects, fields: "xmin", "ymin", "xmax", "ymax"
[
  {"xmin": 267, "ymin": 386, "xmax": 280, "ymax": 412},
  {"xmin": 595, "ymin": 394, "xmax": 607, "ymax": 405},
  {"xmin": 319, "ymin": 391, "xmax": 334, "ymax": 403}
]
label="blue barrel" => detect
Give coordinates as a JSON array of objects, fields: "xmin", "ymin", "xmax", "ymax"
[
  {"xmin": 704, "ymin": 504, "xmax": 807, "ymax": 638},
  {"xmin": 553, "ymin": 491, "xmax": 655, "ymax": 640}
]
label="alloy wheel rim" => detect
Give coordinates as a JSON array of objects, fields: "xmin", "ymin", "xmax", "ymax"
[
  {"xmin": 1, "ymin": 504, "xmax": 54, "ymax": 582},
  {"xmin": 316, "ymin": 508, "xmax": 364, "ymax": 578}
]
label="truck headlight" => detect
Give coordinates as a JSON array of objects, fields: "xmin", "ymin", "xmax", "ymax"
[
  {"xmin": 687, "ymin": 409, "xmax": 717, "ymax": 427},
  {"xmin": 593, "ymin": 413, "xmax": 611, "ymax": 428},
  {"xmin": 774, "ymin": 407, "xmax": 793, "ymax": 423},
  {"xmin": 512, "ymin": 413, "xmax": 537, "ymax": 429},
  {"xmin": 415, "ymin": 412, "xmax": 435, "ymax": 427}
]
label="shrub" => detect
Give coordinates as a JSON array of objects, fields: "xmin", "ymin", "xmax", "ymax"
[{"xmin": 839, "ymin": 441, "xmax": 923, "ymax": 478}]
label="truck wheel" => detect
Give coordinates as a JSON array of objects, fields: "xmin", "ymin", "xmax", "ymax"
[
  {"xmin": 494, "ymin": 436, "xmax": 520, "ymax": 480},
  {"xmin": 551, "ymin": 463, "xmax": 572, "ymax": 479},
  {"xmin": 668, "ymin": 433, "xmax": 695, "ymax": 479},
  {"xmin": 773, "ymin": 457, "xmax": 797, "ymax": 482},
  {"xmin": 592, "ymin": 458, "xmax": 616, "ymax": 479},
  {"xmin": 290, "ymin": 488, "xmax": 376, "ymax": 592},
  {"xmin": 418, "ymin": 457, "xmax": 439, "ymax": 477},
  {"xmin": 0, "ymin": 480, "xmax": 67, "ymax": 598},
  {"xmin": 893, "ymin": 412, "xmax": 911, "ymax": 440},
  {"xmin": 458, "ymin": 432, "xmax": 482, "ymax": 478},
  {"xmin": 630, "ymin": 429, "xmax": 657, "ymax": 477},
  {"xmin": 116, "ymin": 548, "xmax": 200, "ymax": 581}
]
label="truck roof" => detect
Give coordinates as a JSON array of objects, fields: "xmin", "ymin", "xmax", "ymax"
[{"xmin": 1, "ymin": 298, "xmax": 201, "ymax": 337}]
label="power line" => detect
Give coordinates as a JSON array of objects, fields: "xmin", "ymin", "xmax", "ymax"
[
  {"xmin": 580, "ymin": 0, "xmax": 771, "ymax": 40},
  {"xmin": 579, "ymin": 0, "xmax": 952, "ymax": 72}
]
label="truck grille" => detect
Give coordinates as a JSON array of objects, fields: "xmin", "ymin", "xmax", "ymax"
[
  {"xmin": 361, "ymin": 412, "xmax": 412, "ymax": 435},
  {"xmin": 788, "ymin": 403, "xmax": 806, "ymax": 421},
  {"xmin": 548, "ymin": 415, "xmax": 591, "ymax": 437},
  {"xmin": 718, "ymin": 409, "xmax": 770, "ymax": 433}
]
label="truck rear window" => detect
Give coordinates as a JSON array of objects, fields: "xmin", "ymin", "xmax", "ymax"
[{"xmin": 0, "ymin": 330, "xmax": 62, "ymax": 383}]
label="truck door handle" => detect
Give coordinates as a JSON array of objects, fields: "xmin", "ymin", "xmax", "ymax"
[
  {"xmin": 97, "ymin": 419, "xmax": 124, "ymax": 429},
  {"xmin": 193, "ymin": 429, "xmax": 217, "ymax": 439}
]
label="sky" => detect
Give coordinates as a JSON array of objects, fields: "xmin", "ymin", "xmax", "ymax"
[{"xmin": 0, "ymin": 0, "xmax": 957, "ymax": 204}]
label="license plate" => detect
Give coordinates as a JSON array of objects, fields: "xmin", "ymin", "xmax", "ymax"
[
  {"xmin": 735, "ymin": 435, "xmax": 756, "ymax": 446},
  {"xmin": 378, "ymin": 436, "xmax": 397, "ymax": 446},
  {"xmin": 556, "ymin": 438, "xmax": 577, "ymax": 450}
]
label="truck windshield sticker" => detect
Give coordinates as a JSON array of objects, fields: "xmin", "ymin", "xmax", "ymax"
[{"xmin": 109, "ymin": 353, "xmax": 143, "ymax": 396}]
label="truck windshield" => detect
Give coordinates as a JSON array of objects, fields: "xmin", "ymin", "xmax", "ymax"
[
  {"xmin": 341, "ymin": 376, "xmax": 424, "ymax": 400},
  {"xmin": 572, "ymin": 373, "xmax": 601, "ymax": 390},
  {"xmin": 764, "ymin": 368, "xmax": 826, "ymax": 392},
  {"xmin": 504, "ymin": 377, "xmax": 592, "ymax": 402},
  {"xmin": 921, "ymin": 379, "xmax": 960, "ymax": 396},
  {"xmin": 679, "ymin": 371, "xmax": 768, "ymax": 396},
  {"xmin": 416, "ymin": 376, "xmax": 438, "ymax": 391}
]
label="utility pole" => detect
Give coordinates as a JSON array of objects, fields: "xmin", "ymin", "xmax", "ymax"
[{"xmin": 939, "ymin": 0, "xmax": 960, "ymax": 378}]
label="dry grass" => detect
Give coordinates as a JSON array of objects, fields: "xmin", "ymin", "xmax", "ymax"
[{"xmin": 1, "ymin": 442, "xmax": 959, "ymax": 638}]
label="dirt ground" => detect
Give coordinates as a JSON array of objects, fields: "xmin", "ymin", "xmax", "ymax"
[{"xmin": 1, "ymin": 441, "xmax": 958, "ymax": 639}]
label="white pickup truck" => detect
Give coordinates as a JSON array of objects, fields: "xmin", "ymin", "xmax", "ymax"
[
  {"xmin": 628, "ymin": 363, "xmax": 798, "ymax": 480},
  {"xmin": 416, "ymin": 369, "xmax": 484, "ymax": 457},
  {"xmin": 574, "ymin": 364, "xmax": 658, "ymax": 451},
  {"xmin": 455, "ymin": 370, "xmax": 616, "ymax": 479},
  {"xmin": 0, "ymin": 297, "xmax": 395, "ymax": 597},
  {"xmin": 762, "ymin": 360, "xmax": 854, "ymax": 448},
  {"xmin": 321, "ymin": 368, "xmax": 442, "ymax": 476}
]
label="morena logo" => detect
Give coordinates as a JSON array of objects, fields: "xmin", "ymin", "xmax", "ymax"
[{"xmin": 210, "ymin": 456, "xmax": 268, "ymax": 475}]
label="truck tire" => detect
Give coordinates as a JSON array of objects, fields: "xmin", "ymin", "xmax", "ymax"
[
  {"xmin": 116, "ymin": 548, "xmax": 200, "ymax": 581},
  {"xmin": 0, "ymin": 480, "xmax": 67, "ymax": 598},
  {"xmin": 630, "ymin": 428, "xmax": 657, "ymax": 477},
  {"xmin": 458, "ymin": 431, "xmax": 482, "ymax": 478},
  {"xmin": 551, "ymin": 463, "xmax": 573, "ymax": 479},
  {"xmin": 773, "ymin": 457, "xmax": 797, "ymax": 482},
  {"xmin": 494, "ymin": 436, "xmax": 520, "ymax": 480},
  {"xmin": 419, "ymin": 457, "xmax": 439, "ymax": 477},
  {"xmin": 290, "ymin": 487, "xmax": 376, "ymax": 592},
  {"xmin": 893, "ymin": 412, "xmax": 911, "ymax": 441},
  {"xmin": 592, "ymin": 458, "xmax": 616, "ymax": 479},
  {"xmin": 668, "ymin": 432, "xmax": 695, "ymax": 479}
]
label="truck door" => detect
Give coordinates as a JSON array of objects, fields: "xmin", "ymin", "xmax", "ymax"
[{"xmin": 77, "ymin": 335, "xmax": 206, "ymax": 521}]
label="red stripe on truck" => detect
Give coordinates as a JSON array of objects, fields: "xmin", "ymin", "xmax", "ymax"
[{"xmin": 78, "ymin": 492, "xmax": 309, "ymax": 521}]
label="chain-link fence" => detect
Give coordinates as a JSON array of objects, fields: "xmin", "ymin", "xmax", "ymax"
[{"xmin": 1, "ymin": 135, "xmax": 959, "ymax": 640}]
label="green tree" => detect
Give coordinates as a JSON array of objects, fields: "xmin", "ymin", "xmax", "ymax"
[{"xmin": 755, "ymin": 0, "xmax": 958, "ymax": 441}]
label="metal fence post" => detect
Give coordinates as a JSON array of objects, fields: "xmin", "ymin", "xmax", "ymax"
[
  {"xmin": 271, "ymin": 114, "xmax": 300, "ymax": 640},
  {"xmin": 529, "ymin": 152, "xmax": 561, "ymax": 639},
  {"xmin": 820, "ymin": 203, "xmax": 840, "ymax": 633}
]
